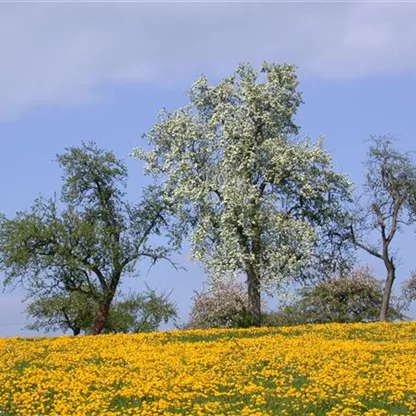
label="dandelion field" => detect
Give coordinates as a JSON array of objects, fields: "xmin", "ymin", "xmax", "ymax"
[{"xmin": 0, "ymin": 322, "xmax": 415, "ymax": 416}]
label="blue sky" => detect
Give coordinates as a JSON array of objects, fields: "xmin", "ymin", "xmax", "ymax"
[{"xmin": 1, "ymin": 1, "xmax": 416, "ymax": 336}]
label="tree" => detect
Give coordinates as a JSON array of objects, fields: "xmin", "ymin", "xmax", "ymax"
[
  {"xmin": 0, "ymin": 142, "xmax": 178, "ymax": 334},
  {"xmin": 26, "ymin": 287, "xmax": 178, "ymax": 335},
  {"xmin": 104, "ymin": 288, "xmax": 178, "ymax": 333},
  {"xmin": 133, "ymin": 62, "xmax": 352, "ymax": 326},
  {"xmin": 402, "ymin": 272, "xmax": 416, "ymax": 306},
  {"xmin": 26, "ymin": 291, "xmax": 96, "ymax": 336},
  {"xmin": 350, "ymin": 136, "xmax": 416, "ymax": 321},
  {"xmin": 269, "ymin": 267, "xmax": 405, "ymax": 325},
  {"xmin": 187, "ymin": 280, "xmax": 252, "ymax": 329}
]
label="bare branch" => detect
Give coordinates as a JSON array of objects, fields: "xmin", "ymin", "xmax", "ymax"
[{"xmin": 349, "ymin": 225, "xmax": 383, "ymax": 260}]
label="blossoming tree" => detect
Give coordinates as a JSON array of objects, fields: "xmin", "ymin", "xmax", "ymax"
[{"xmin": 133, "ymin": 63, "xmax": 352, "ymax": 326}]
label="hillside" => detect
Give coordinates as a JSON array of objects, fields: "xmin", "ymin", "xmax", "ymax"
[{"xmin": 0, "ymin": 322, "xmax": 415, "ymax": 415}]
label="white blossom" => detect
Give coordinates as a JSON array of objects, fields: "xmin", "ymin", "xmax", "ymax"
[{"xmin": 132, "ymin": 63, "xmax": 352, "ymax": 322}]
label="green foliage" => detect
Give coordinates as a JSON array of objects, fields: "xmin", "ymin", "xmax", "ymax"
[
  {"xmin": 0, "ymin": 142, "xmax": 177, "ymax": 334},
  {"xmin": 26, "ymin": 291, "xmax": 97, "ymax": 335},
  {"xmin": 264, "ymin": 267, "xmax": 405, "ymax": 326},
  {"xmin": 26, "ymin": 287, "xmax": 178, "ymax": 335},
  {"xmin": 57, "ymin": 142, "xmax": 128, "ymax": 208},
  {"xmin": 105, "ymin": 288, "xmax": 178, "ymax": 333}
]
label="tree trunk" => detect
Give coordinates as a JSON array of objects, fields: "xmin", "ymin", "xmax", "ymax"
[
  {"xmin": 247, "ymin": 268, "xmax": 261, "ymax": 327},
  {"xmin": 380, "ymin": 263, "xmax": 395, "ymax": 321},
  {"xmin": 91, "ymin": 298, "xmax": 112, "ymax": 335},
  {"xmin": 91, "ymin": 271, "xmax": 120, "ymax": 335},
  {"xmin": 73, "ymin": 327, "xmax": 81, "ymax": 336}
]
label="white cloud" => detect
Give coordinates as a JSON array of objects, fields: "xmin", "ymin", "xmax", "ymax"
[{"xmin": 1, "ymin": 2, "xmax": 416, "ymax": 118}]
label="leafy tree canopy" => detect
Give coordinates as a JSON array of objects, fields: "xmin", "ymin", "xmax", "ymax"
[
  {"xmin": 265, "ymin": 267, "xmax": 405, "ymax": 326},
  {"xmin": 26, "ymin": 287, "xmax": 178, "ymax": 336},
  {"xmin": 134, "ymin": 62, "xmax": 353, "ymax": 325},
  {"xmin": 0, "ymin": 142, "xmax": 178, "ymax": 334}
]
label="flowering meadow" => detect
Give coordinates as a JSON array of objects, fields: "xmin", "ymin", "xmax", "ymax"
[{"xmin": 0, "ymin": 322, "xmax": 415, "ymax": 416}]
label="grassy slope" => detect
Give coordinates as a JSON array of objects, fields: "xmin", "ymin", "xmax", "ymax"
[{"xmin": 0, "ymin": 322, "xmax": 415, "ymax": 415}]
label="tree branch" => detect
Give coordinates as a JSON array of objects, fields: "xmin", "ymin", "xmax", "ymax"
[
  {"xmin": 349, "ymin": 225, "xmax": 383, "ymax": 260},
  {"xmin": 386, "ymin": 198, "xmax": 404, "ymax": 244}
]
